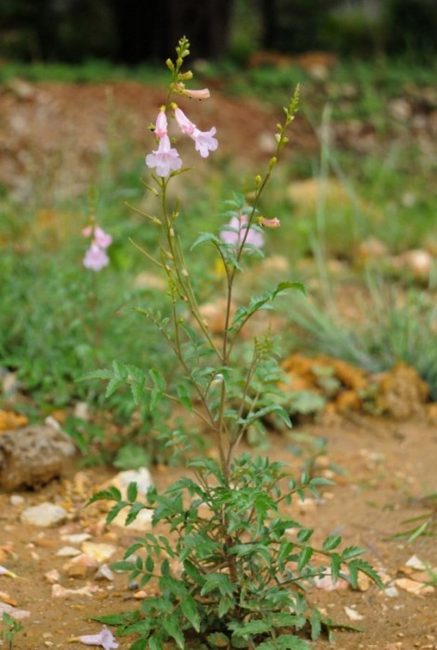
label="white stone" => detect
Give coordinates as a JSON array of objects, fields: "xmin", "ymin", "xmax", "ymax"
[
  {"xmin": 81, "ymin": 542, "xmax": 116, "ymax": 563},
  {"xmin": 56, "ymin": 546, "xmax": 81, "ymax": 557},
  {"xmin": 21, "ymin": 502, "xmax": 67, "ymax": 528},
  {"xmin": 0, "ymin": 602, "xmax": 31, "ymax": 620},
  {"xmin": 95, "ymin": 564, "xmax": 114, "ymax": 581},
  {"xmin": 111, "ymin": 468, "xmax": 153, "ymax": 497},
  {"xmin": 61, "ymin": 533, "xmax": 91, "ymax": 544},
  {"xmin": 10, "ymin": 495, "xmax": 24, "ymax": 506}
]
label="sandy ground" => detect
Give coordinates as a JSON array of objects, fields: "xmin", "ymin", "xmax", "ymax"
[{"xmin": 1, "ymin": 416, "xmax": 436, "ymax": 649}]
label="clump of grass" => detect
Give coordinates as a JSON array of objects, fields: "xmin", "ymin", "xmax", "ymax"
[{"xmin": 286, "ymin": 280, "xmax": 437, "ymax": 400}]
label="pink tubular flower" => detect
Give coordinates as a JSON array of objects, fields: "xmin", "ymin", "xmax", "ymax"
[
  {"xmin": 145, "ymin": 134, "xmax": 182, "ymax": 177},
  {"xmin": 174, "ymin": 107, "xmax": 196, "ymax": 136},
  {"xmin": 193, "ymin": 127, "xmax": 218, "ymax": 158},
  {"xmin": 220, "ymin": 214, "xmax": 264, "ymax": 251},
  {"xmin": 78, "ymin": 626, "xmax": 119, "ymax": 649},
  {"xmin": 82, "ymin": 226, "xmax": 112, "ymax": 249},
  {"xmin": 154, "ymin": 109, "xmax": 168, "ymax": 138},
  {"xmin": 175, "ymin": 84, "xmax": 210, "ymax": 100},
  {"xmin": 260, "ymin": 217, "xmax": 281, "ymax": 229},
  {"xmin": 83, "ymin": 243, "xmax": 109, "ymax": 271},
  {"xmin": 174, "ymin": 107, "xmax": 218, "ymax": 158},
  {"xmin": 82, "ymin": 224, "xmax": 112, "ymax": 272}
]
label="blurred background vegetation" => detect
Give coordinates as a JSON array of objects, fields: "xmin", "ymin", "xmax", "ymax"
[
  {"xmin": 1, "ymin": 0, "xmax": 435, "ymax": 466},
  {"xmin": 1, "ymin": 0, "xmax": 436, "ymax": 64}
]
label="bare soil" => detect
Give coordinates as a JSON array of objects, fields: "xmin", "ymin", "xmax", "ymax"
[{"xmin": 1, "ymin": 416, "xmax": 436, "ymax": 649}]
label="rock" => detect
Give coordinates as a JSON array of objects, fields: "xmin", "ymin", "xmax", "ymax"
[
  {"xmin": 344, "ymin": 606, "xmax": 364, "ymax": 621},
  {"xmin": 21, "ymin": 503, "xmax": 67, "ymax": 528},
  {"xmin": 81, "ymin": 542, "xmax": 116, "ymax": 563},
  {"xmin": 0, "ymin": 591, "xmax": 17, "ymax": 606},
  {"xmin": 1, "ymin": 372, "xmax": 20, "ymax": 398},
  {"xmin": 0, "ymin": 566, "xmax": 17, "ymax": 578},
  {"xmin": 44, "ymin": 569, "xmax": 60, "ymax": 584},
  {"xmin": 63, "ymin": 553, "xmax": 99, "ymax": 578},
  {"xmin": 95, "ymin": 564, "xmax": 114, "ymax": 581},
  {"xmin": 356, "ymin": 237, "xmax": 388, "ymax": 266},
  {"xmin": 61, "ymin": 533, "xmax": 91, "ymax": 544},
  {"xmin": 395, "ymin": 578, "xmax": 435, "ymax": 596},
  {"xmin": 51, "ymin": 583, "xmax": 100, "ymax": 599},
  {"xmin": 56, "ymin": 546, "xmax": 81, "ymax": 557},
  {"xmin": 400, "ymin": 249, "xmax": 433, "ymax": 282},
  {"xmin": 0, "ymin": 424, "xmax": 76, "ymax": 491},
  {"xmin": 376, "ymin": 364, "xmax": 429, "ymax": 419},
  {"xmin": 0, "ymin": 602, "xmax": 31, "ymax": 620},
  {"xmin": 109, "ymin": 468, "xmax": 153, "ymax": 498},
  {"xmin": 9, "ymin": 494, "xmax": 24, "ymax": 506},
  {"xmin": 73, "ymin": 402, "xmax": 90, "ymax": 421},
  {"xmin": 405, "ymin": 555, "xmax": 426, "ymax": 571},
  {"xmin": 297, "ymin": 498, "xmax": 317, "ymax": 514},
  {"xmin": 0, "ymin": 410, "xmax": 28, "ymax": 431}
]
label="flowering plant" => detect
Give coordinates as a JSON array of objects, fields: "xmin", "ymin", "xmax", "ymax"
[{"xmin": 87, "ymin": 37, "xmax": 381, "ymax": 649}]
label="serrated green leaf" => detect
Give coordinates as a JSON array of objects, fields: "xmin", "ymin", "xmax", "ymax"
[
  {"xmin": 258, "ymin": 635, "xmax": 310, "ymax": 649},
  {"xmin": 231, "ymin": 620, "xmax": 270, "ymax": 637},
  {"xmin": 348, "ymin": 559, "xmax": 383, "ymax": 589},
  {"xmin": 77, "ymin": 368, "xmax": 112, "ymax": 382},
  {"xmin": 106, "ymin": 501, "xmax": 127, "ymax": 523},
  {"xmin": 149, "ymin": 367, "xmax": 166, "ymax": 390},
  {"xmin": 218, "ymin": 595, "xmax": 234, "ymax": 618},
  {"xmin": 191, "ymin": 231, "xmax": 222, "ymax": 251},
  {"xmin": 148, "ymin": 634, "xmax": 164, "ymax": 650},
  {"xmin": 180, "ymin": 595, "xmax": 201, "ymax": 632},
  {"xmin": 176, "ymin": 383, "xmax": 192, "ymax": 411},
  {"xmin": 322, "ymin": 535, "xmax": 342, "ymax": 551},
  {"xmin": 330, "ymin": 554, "xmax": 341, "ymax": 581},
  {"xmin": 87, "ymin": 486, "xmax": 121, "ymax": 505},
  {"xmin": 111, "ymin": 560, "xmax": 135, "ymax": 572},
  {"xmin": 310, "ymin": 609, "xmax": 322, "ymax": 641},
  {"xmin": 297, "ymin": 546, "xmax": 313, "ymax": 571},
  {"xmin": 341, "ymin": 545, "xmax": 365, "ymax": 561},
  {"xmin": 127, "ymin": 481, "xmax": 138, "ymax": 502},
  {"xmin": 162, "ymin": 614, "xmax": 184, "ymax": 649}
]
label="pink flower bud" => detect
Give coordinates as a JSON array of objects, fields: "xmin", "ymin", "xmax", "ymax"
[
  {"xmin": 182, "ymin": 88, "xmax": 210, "ymax": 100},
  {"xmin": 260, "ymin": 217, "xmax": 281, "ymax": 229},
  {"xmin": 154, "ymin": 109, "xmax": 168, "ymax": 138}
]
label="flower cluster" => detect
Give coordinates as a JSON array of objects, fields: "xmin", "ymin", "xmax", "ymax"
[
  {"xmin": 220, "ymin": 213, "xmax": 264, "ymax": 252},
  {"xmin": 82, "ymin": 225, "xmax": 112, "ymax": 272},
  {"xmin": 145, "ymin": 103, "xmax": 217, "ymax": 177}
]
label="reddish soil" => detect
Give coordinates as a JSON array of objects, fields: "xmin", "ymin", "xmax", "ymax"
[
  {"xmin": 1, "ymin": 416, "xmax": 436, "ymax": 649},
  {"xmin": 0, "ymin": 80, "xmax": 316, "ymax": 201}
]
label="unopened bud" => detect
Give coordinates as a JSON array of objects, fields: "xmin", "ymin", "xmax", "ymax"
[
  {"xmin": 269, "ymin": 156, "xmax": 278, "ymax": 169},
  {"xmin": 166, "ymin": 59, "xmax": 174, "ymax": 71},
  {"xmin": 255, "ymin": 174, "xmax": 262, "ymax": 186},
  {"xmin": 179, "ymin": 71, "xmax": 193, "ymax": 81}
]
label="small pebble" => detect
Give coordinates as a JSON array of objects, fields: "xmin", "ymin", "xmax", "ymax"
[
  {"xmin": 10, "ymin": 495, "xmax": 24, "ymax": 506},
  {"xmin": 21, "ymin": 503, "xmax": 67, "ymax": 528}
]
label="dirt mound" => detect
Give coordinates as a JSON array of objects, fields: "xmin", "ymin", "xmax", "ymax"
[
  {"xmin": 0, "ymin": 80, "xmax": 313, "ymax": 200},
  {"xmin": 281, "ymin": 354, "xmax": 431, "ymax": 419}
]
